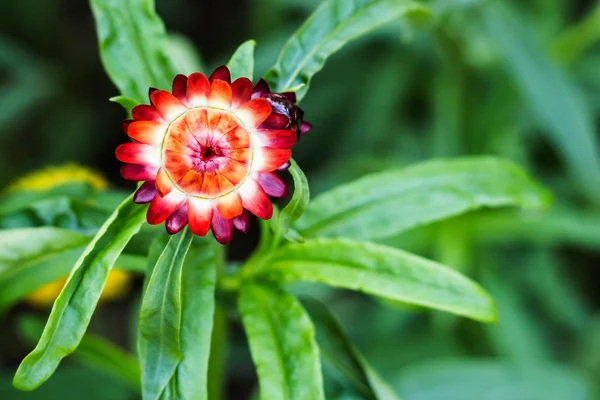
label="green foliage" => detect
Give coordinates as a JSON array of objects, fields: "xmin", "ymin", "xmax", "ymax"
[
  {"xmin": 90, "ymin": 0, "xmax": 175, "ymax": 103},
  {"xmin": 295, "ymin": 157, "xmax": 551, "ymax": 240},
  {"xmin": 227, "ymin": 40, "xmax": 256, "ymax": 81},
  {"xmin": 278, "ymin": 159, "xmax": 310, "ymax": 242},
  {"xmin": 13, "ymin": 195, "xmax": 147, "ymax": 390},
  {"xmin": 264, "ymin": 0, "xmax": 431, "ymax": 100},
  {"xmin": 239, "ymin": 284, "xmax": 325, "ymax": 400}
]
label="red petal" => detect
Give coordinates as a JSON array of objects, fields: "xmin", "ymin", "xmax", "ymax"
[
  {"xmin": 187, "ymin": 72, "xmax": 211, "ymax": 106},
  {"xmin": 172, "ymin": 74, "xmax": 188, "ymax": 103},
  {"xmin": 215, "ymin": 191, "xmax": 243, "ymax": 219},
  {"xmin": 134, "ymin": 181, "xmax": 157, "ymax": 204},
  {"xmin": 251, "ymin": 78, "xmax": 270, "ymax": 98},
  {"xmin": 236, "ymin": 98, "xmax": 272, "ymax": 129},
  {"xmin": 188, "ymin": 198, "xmax": 212, "ymax": 236},
  {"xmin": 120, "ymin": 164, "xmax": 159, "ymax": 181},
  {"xmin": 210, "ymin": 209, "xmax": 233, "ymax": 244},
  {"xmin": 239, "ymin": 179, "xmax": 273, "ymax": 219},
  {"xmin": 254, "ymin": 147, "xmax": 292, "ymax": 172},
  {"xmin": 121, "ymin": 120, "xmax": 133, "ymax": 133},
  {"xmin": 258, "ymin": 113, "xmax": 289, "ymax": 130},
  {"xmin": 147, "ymin": 191, "xmax": 186, "ymax": 225},
  {"xmin": 282, "ymin": 92, "xmax": 296, "ymax": 103},
  {"xmin": 150, "ymin": 90, "xmax": 187, "ymax": 121},
  {"xmin": 300, "ymin": 121, "xmax": 312, "ymax": 135},
  {"xmin": 231, "ymin": 77, "xmax": 253, "ymax": 108},
  {"xmin": 209, "ymin": 66, "xmax": 231, "ymax": 84},
  {"xmin": 233, "ymin": 210, "xmax": 250, "ymax": 233},
  {"xmin": 166, "ymin": 203, "xmax": 189, "ymax": 234},
  {"xmin": 256, "ymin": 172, "xmax": 288, "ymax": 198},
  {"xmin": 128, "ymin": 120, "xmax": 166, "ymax": 144},
  {"xmin": 115, "ymin": 142, "xmax": 160, "ymax": 165},
  {"xmin": 208, "ymin": 79, "xmax": 232, "ymax": 109},
  {"xmin": 155, "ymin": 167, "xmax": 173, "ymax": 197},
  {"xmin": 132, "ymin": 104, "xmax": 162, "ymax": 121},
  {"xmin": 256, "ymin": 129, "xmax": 297, "ymax": 149}
]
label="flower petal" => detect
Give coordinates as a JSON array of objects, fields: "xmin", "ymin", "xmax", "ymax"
[
  {"xmin": 121, "ymin": 120, "xmax": 132, "ymax": 133},
  {"xmin": 120, "ymin": 164, "xmax": 159, "ymax": 181},
  {"xmin": 147, "ymin": 191, "xmax": 187, "ymax": 225},
  {"xmin": 115, "ymin": 142, "xmax": 160, "ymax": 165},
  {"xmin": 155, "ymin": 167, "xmax": 173, "ymax": 197},
  {"xmin": 253, "ymin": 147, "xmax": 292, "ymax": 172},
  {"xmin": 239, "ymin": 178, "xmax": 273, "ymax": 219},
  {"xmin": 233, "ymin": 210, "xmax": 250, "ymax": 233},
  {"xmin": 251, "ymin": 78, "xmax": 270, "ymax": 98},
  {"xmin": 300, "ymin": 121, "xmax": 312, "ymax": 135},
  {"xmin": 254, "ymin": 129, "xmax": 297, "ymax": 149},
  {"xmin": 134, "ymin": 181, "xmax": 157, "ymax": 204},
  {"xmin": 236, "ymin": 98, "xmax": 272, "ymax": 129},
  {"xmin": 188, "ymin": 197, "xmax": 213, "ymax": 236},
  {"xmin": 187, "ymin": 72, "xmax": 211, "ymax": 107},
  {"xmin": 282, "ymin": 92, "xmax": 296, "ymax": 103},
  {"xmin": 209, "ymin": 66, "xmax": 231, "ymax": 84},
  {"xmin": 258, "ymin": 113, "xmax": 289, "ymax": 130},
  {"xmin": 172, "ymin": 74, "xmax": 188, "ymax": 103},
  {"xmin": 208, "ymin": 79, "xmax": 232, "ymax": 109},
  {"xmin": 256, "ymin": 172, "xmax": 288, "ymax": 198},
  {"xmin": 166, "ymin": 203, "xmax": 189, "ymax": 234},
  {"xmin": 231, "ymin": 77, "xmax": 253, "ymax": 108},
  {"xmin": 215, "ymin": 190, "xmax": 243, "ymax": 219},
  {"xmin": 211, "ymin": 209, "xmax": 233, "ymax": 244},
  {"xmin": 128, "ymin": 120, "xmax": 166, "ymax": 144},
  {"xmin": 150, "ymin": 90, "xmax": 187, "ymax": 121},
  {"xmin": 132, "ymin": 104, "xmax": 162, "ymax": 121}
]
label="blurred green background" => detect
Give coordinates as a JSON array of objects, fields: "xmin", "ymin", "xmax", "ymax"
[{"xmin": 2, "ymin": 0, "xmax": 600, "ymax": 399}]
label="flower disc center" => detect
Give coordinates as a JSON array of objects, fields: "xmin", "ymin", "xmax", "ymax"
[{"xmin": 162, "ymin": 108, "xmax": 252, "ymax": 198}]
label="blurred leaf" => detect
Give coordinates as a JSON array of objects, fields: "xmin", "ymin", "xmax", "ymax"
[
  {"xmin": 207, "ymin": 306, "xmax": 227, "ymax": 400},
  {"xmin": 227, "ymin": 40, "xmax": 256, "ymax": 81},
  {"xmin": 258, "ymin": 238, "xmax": 496, "ymax": 322},
  {"xmin": 484, "ymin": 4, "xmax": 600, "ymax": 202},
  {"xmin": 168, "ymin": 33, "xmax": 205, "ymax": 76},
  {"xmin": 13, "ymin": 194, "xmax": 147, "ymax": 390},
  {"xmin": 0, "ymin": 183, "xmax": 93, "ymax": 216},
  {"xmin": 264, "ymin": 0, "xmax": 430, "ymax": 100},
  {"xmin": 278, "ymin": 159, "xmax": 310, "ymax": 242},
  {"xmin": 18, "ymin": 315, "xmax": 140, "ymax": 391},
  {"xmin": 109, "ymin": 95, "xmax": 138, "ymax": 117},
  {"xmin": 552, "ymin": 4, "xmax": 600, "ymax": 65},
  {"xmin": 396, "ymin": 358, "xmax": 596, "ymax": 400},
  {"xmin": 239, "ymin": 284, "xmax": 325, "ymax": 400},
  {"xmin": 173, "ymin": 237, "xmax": 219, "ymax": 400},
  {"xmin": 295, "ymin": 157, "xmax": 551, "ymax": 241},
  {"xmin": 89, "ymin": 0, "xmax": 175, "ymax": 102},
  {"xmin": 139, "ymin": 228, "xmax": 193, "ymax": 400},
  {"xmin": 302, "ymin": 298, "xmax": 401, "ymax": 400}
]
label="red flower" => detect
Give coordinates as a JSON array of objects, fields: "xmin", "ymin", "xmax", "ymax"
[{"xmin": 116, "ymin": 66, "xmax": 307, "ymax": 244}]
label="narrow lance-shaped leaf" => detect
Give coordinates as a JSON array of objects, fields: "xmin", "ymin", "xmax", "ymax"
[
  {"xmin": 278, "ymin": 159, "xmax": 310, "ymax": 242},
  {"xmin": 227, "ymin": 40, "xmax": 256, "ymax": 81},
  {"xmin": 173, "ymin": 237, "xmax": 219, "ymax": 400},
  {"xmin": 301, "ymin": 298, "xmax": 401, "ymax": 400},
  {"xmin": 239, "ymin": 284, "xmax": 325, "ymax": 400},
  {"xmin": 139, "ymin": 227, "xmax": 193, "ymax": 400},
  {"xmin": 264, "ymin": 0, "xmax": 430, "ymax": 101},
  {"xmin": 89, "ymin": 0, "xmax": 176, "ymax": 103},
  {"xmin": 258, "ymin": 238, "xmax": 496, "ymax": 322},
  {"xmin": 13, "ymin": 194, "xmax": 147, "ymax": 390},
  {"xmin": 295, "ymin": 157, "xmax": 551, "ymax": 241}
]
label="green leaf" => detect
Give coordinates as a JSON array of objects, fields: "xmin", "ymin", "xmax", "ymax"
[
  {"xmin": 295, "ymin": 157, "xmax": 551, "ymax": 241},
  {"xmin": 552, "ymin": 4, "xmax": 600, "ymax": 65},
  {"xmin": 258, "ymin": 238, "xmax": 496, "ymax": 322},
  {"xmin": 0, "ymin": 183, "xmax": 93, "ymax": 216},
  {"xmin": 396, "ymin": 358, "xmax": 596, "ymax": 400},
  {"xmin": 138, "ymin": 227, "xmax": 194, "ymax": 400},
  {"xmin": 278, "ymin": 159, "xmax": 310, "ymax": 242},
  {"xmin": 302, "ymin": 298, "xmax": 401, "ymax": 400},
  {"xmin": 483, "ymin": 4, "xmax": 600, "ymax": 202},
  {"xmin": 173, "ymin": 237, "xmax": 219, "ymax": 400},
  {"xmin": 227, "ymin": 40, "xmax": 256, "ymax": 81},
  {"xmin": 264, "ymin": 0, "xmax": 430, "ymax": 100},
  {"xmin": 18, "ymin": 315, "xmax": 141, "ymax": 391},
  {"xmin": 89, "ymin": 0, "xmax": 175, "ymax": 103},
  {"xmin": 168, "ymin": 33, "xmax": 205, "ymax": 76},
  {"xmin": 109, "ymin": 95, "xmax": 138, "ymax": 117},
  {"xmin": 239, "ymin": 284, "xmax": 325, "ymax": 400},
  {"xmin": 13, "ymin": 194, "xmax": 147, "ymax": 390}
]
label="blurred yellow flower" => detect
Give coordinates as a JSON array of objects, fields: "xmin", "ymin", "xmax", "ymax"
[{"xmin": 7, "ymin": 163, "xmax": 134, "ymax": 307}]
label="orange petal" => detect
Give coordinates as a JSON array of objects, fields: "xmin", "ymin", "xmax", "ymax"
[
  {"xmin": 115, "ymin": 142, "xmax": 160, "ymax": 165},
  {"xmin": 128, "ymin": 120, "xmax": 166, "ymax": 144},
  {"xmin": 208, "ymin": 79, "xmax": 232, "ymax": 109},
  {"xmin": 253, "ymin": 147, "xmax": 292, "ymax": 172},
  {"xmin": 188, "ymin": 197, "xmax": 213, "ymax": 236},
  {"xmin": 236, "ymin": 98, "xmax": 272, "ymax": 129},
  {"xmin": 200, "ymin": 169, "xmax": 221, "ymax": 197},
  {"xmin": 215, "ymin": 191, "xmax": 243, "ymax": 219},
  {"xmin": 150, "ymin": 90, "xmax": 187, "ymax": 121},
  {"xmin": 176, "ymin": 169, "xmax": 204, "ymax": 195},
  {"xmin": 187, "ymin": 72, "xmax": 211, "ymax": 106},
  {"xmin": 218, "ymin": 158, "xmax": 249, "ymax": 186},
  {"xmin": 147, "ymin": 191, "xmax": 186, "ymax": 225},
  {"xmin": 155, "ymin": 168, "xmax": 173, "ymax": 197},
  {"xmin": 218, "ymin": 126, "xmax": 250, "ymax": 149},
  {"xmin": 239, "ymin": 178, "xmax": 273, "ymax": 219}
]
